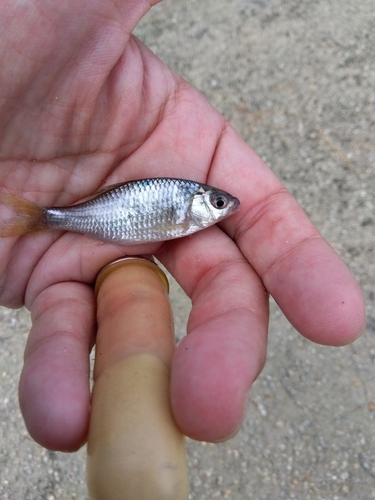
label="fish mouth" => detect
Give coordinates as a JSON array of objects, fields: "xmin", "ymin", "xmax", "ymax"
[{"xmin": 231, "ymin": 196, "xmax": 240, "ymax": 212}]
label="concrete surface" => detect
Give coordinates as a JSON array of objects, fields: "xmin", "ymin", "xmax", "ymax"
[{"xmin": 1, "ymin": 0, "xmax": 374, "ymax": 498}]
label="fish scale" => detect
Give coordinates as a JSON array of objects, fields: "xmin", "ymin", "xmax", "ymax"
[{"xmin": 0, "ymin": 178, "xmax": 240, "ymax": 244}]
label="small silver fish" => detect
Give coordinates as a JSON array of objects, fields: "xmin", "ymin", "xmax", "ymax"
[{"xmin": 0, "ymin": 178, "xmax": 240, "ymax": 244}]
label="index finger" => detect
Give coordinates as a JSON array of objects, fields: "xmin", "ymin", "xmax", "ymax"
[{"xmin": 211, "ymin": 125, "xmax": 366, "ymax": 345}]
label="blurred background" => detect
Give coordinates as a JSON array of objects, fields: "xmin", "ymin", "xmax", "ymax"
[{"xmin": 1, "ymin": 0, "xmax": 374, "ymax": 498}]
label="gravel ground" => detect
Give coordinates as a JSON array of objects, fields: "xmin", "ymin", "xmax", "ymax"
[{"xmin": 1, "ymin": 0, "xmax": 374, "ymax": 498}]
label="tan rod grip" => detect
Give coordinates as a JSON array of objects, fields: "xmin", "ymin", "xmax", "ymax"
[{"xmin": 87, "ymin": 257, "xmax": 189, "ymax": 500}]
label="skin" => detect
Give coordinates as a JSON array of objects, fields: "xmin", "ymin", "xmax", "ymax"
[{"xmin": 0, "ymin": 0, "xmax": 365, "ymax": 451}]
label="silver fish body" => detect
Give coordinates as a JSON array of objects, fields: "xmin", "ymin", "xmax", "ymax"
[{"xmin": 43, "ymin": 178, "xmax": 240, "ymax": 243}]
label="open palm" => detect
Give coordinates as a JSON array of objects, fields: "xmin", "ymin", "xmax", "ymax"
[{"xmin": 0, "ymin": 0, "xmax": 365, "ymax": 451}]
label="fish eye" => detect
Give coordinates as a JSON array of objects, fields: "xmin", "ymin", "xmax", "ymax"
[{"xmin": 210, "ymin": 193, "xmax": 229, "ymax": 210}]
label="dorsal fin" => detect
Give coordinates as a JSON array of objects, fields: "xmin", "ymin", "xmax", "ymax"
[{"xmin": 84, "ymin": 182, "xmax": 127, "ymax": 201}]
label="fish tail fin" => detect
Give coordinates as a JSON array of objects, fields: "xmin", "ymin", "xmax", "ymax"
[{"xmin": 0, "ymin": 192, "xmax": 46, "ymax": 237}]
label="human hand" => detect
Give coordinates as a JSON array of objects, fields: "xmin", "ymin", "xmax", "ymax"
[{"xmin": 0, "ymin": 0, "xmax": 365, "ymax": 451}]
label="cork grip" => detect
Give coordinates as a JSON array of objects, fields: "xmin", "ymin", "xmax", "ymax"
[{"xmin": 86, "ymin": 258, "xmax": 189, "ymax": 500}]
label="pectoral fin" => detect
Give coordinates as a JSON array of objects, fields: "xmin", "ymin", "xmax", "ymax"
[{"xmin": 150, "ymin": 222, "xmax": 189, "ymax": 236}]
